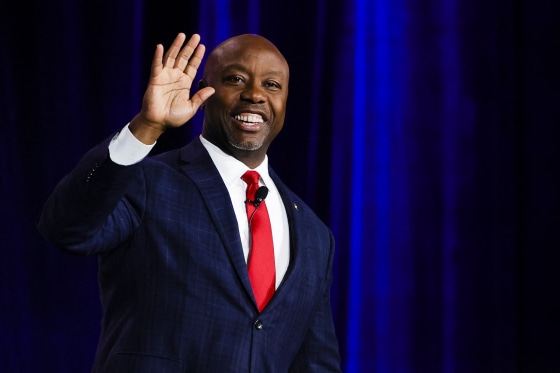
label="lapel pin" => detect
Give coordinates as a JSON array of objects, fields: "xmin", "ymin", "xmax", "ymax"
[{"xmin": 293, "ymin": 203, "xmax": 298, "ymax": 210}]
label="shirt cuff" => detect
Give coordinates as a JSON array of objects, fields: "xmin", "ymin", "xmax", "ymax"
[{"xmin": 108, "ymin": 123, "xmax": 156, "ymax": 165}]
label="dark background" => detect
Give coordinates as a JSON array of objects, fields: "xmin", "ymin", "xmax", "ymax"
[{"xmin": 1, "ymin": 0, "xmax": 559, "ymax": 371}]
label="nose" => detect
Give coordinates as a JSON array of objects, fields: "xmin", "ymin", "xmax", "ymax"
[{"xmin": 240, "ymin": 81, "xmax": 266, "ymax": 103}]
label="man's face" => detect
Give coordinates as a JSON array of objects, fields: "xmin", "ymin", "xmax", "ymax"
[{"xmin": 201, "ymin": 35, "xmax": 289, "ymax": 161}]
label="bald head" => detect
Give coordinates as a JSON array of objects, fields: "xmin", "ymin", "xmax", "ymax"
[{"xmin": 203, "ymin": 34, "xmax": 289, "ymax": 83}]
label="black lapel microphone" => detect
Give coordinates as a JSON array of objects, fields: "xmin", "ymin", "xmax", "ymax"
[{"xmin": 246, "ymin": 186, "xmax": 269, "ymax": 207}]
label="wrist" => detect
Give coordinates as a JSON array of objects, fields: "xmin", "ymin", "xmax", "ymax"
[{"xmin": 128, "ymin": 115, "xmax": 165, "ymax": 145}]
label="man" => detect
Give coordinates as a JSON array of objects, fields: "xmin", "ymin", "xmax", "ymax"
[{"xmin": 38, "ymin": 33, "xmax": 341, "ymax": 372}]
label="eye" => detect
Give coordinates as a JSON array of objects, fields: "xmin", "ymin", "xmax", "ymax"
[
  {"xmin": 264, "ymin": 80, "xmax": 282, "ymax": 90},
  {"xmin": 224, "ymin": 75, "xmax": 245, "ymax": 85}
]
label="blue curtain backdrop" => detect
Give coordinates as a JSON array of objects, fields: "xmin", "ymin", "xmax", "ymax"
[{"xmin": 2, "ymin": 0, "xmax": 559, "ymax": 372}]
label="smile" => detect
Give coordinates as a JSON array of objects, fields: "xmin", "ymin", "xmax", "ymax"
[{"xmin": 233, "ymin": 113, "xmax": 265, "ymax": 124}]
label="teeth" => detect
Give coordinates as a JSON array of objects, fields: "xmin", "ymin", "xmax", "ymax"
[{"xmin": 234, "ymin": 114, "xmax": 264, "ymax": 124}]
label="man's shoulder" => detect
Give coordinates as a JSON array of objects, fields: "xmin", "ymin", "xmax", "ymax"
[
  {"xmin": 147, "ymin": 137, "xmax": 206, "ymax": 166},
  {"xmin": 270, "ymin": 170, "xmax": 330, "ymax": 230}
]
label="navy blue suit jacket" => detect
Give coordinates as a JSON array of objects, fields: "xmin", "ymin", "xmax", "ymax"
[{"xmin": 38, "ymin": 136, "xmax": 341, "ymax": 372}]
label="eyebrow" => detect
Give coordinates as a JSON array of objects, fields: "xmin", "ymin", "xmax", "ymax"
[{"xmin": 222, "ymin": 63, "xmax": 288, "ymax": 80}]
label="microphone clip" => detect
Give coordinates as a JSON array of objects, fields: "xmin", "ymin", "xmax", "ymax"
[{"xmin": 245, "ymin": 186, "xmax": 269, "ymax": 207}]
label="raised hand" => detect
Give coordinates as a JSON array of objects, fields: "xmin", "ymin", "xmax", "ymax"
[{"xmin": 130, "ymin": 33, "xmax": 215, "ymax": 144}]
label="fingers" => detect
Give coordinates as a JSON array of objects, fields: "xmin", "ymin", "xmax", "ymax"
[
  {"xmin": 154, "ymin": 33, "xmax": 206, "ymax": 80},
  {"xmin": 163, "ymin": 33, "xmax": 203, "ymax": 71},
  {"xmin": 150, "ymin": 44, "xmax": 165, "ymax": 76},
  {"xmin": 162, "ymin": 33, "xmax": 187, "ymax": 69},
  {"xmin": 183, "ymin": 44, "xmax": 205, "ymax": 80}
]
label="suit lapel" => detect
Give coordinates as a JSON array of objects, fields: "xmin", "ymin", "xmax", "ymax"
[
  {"xmin": 176, "ymin": 140, "xmax": 314, "ymax": 313},
  {"xmin": 265, "ymin": 170, "xmax": 308, "ymax": 307},
  {"xmin": 177, "ymin": 138, "xmax": 255, "ymax": 302}
]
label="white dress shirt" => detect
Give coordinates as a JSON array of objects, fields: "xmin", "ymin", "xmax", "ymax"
[{"xmin": 108, "ymin": 124, "xmax": 290, "ymax": 288}]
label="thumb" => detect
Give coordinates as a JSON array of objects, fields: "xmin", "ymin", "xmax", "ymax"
[{"xmin": 191, "ymin": 87, "xmax": 215, "ymax": 111}]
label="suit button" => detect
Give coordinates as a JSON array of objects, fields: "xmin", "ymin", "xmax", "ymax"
[{"xmin": 254, "ymin": 320, "xmax": 263, "ymax": 330}]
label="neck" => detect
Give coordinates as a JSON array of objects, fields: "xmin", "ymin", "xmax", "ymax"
[{"xmin": 230, "ymin": 148, "xmax": 267, "ymax": 169}]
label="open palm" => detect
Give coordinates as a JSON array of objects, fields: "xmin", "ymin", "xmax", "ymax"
[{"xmin": 141, "ymin": 33, "xmax": 215, "ymax": 129}]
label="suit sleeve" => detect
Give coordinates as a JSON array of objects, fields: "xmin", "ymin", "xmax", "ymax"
[
  {"xmin": 37, "ymin": 136, "xmax": 144, "ymax": 255},
  {"xmin": 289, "ymin": 230, "xmax": 342, "ymax": 372}
]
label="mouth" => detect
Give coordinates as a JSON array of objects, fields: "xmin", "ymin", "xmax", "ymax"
[{"xmin": 232, "ymin": 112, "xmax": 267, "ymax": 132}]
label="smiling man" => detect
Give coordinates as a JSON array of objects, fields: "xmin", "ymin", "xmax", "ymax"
[
  {"xmin": 38, "ymin": 33, "xmax": 341, "ymax": 372},
  {"xmin": 200, "ymin": 34, "xmax": 288, "ymax": 162}
]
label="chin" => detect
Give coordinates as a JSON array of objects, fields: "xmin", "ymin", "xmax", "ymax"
[{"xmin": 229, "ymin": 140, "xmax": 264, "ymax": 151}]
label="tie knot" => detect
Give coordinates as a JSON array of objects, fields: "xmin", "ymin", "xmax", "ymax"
[{"xmin": 242, "ymin": 170, "xmax": 260, "ymax": 185}]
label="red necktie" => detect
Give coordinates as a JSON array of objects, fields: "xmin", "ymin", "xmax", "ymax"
[{"xmin": 242, "ymin": 171, "xmax": 275, "ymax": 312}]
